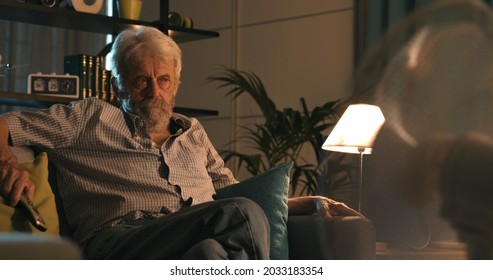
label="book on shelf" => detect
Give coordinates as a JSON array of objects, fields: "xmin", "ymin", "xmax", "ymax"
[
  {"xmin": 63, "ymin": 54, "xmax": 88, "ymax": 99},
  {"xmin": 64, "ymin": 54, "xmax": 114, "ymax": 102},
  {"xmin": 93, "ymin": 56, "xmax": 102, "ymax": 99},
  {"xmin": 87, "ymin": 55, "xmax": 93, "ymax": 98}
]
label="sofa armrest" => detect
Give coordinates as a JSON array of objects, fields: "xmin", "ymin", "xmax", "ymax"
[
  {"xmin": 287, "ymin": 215, "xmax": 376, "ymax": 259},
  {"xmin": 0, "ymin": 233, "xmax": 82, "ymax": 260}
]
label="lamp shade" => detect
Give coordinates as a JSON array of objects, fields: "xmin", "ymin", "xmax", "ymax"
[{"xmin": 322, "ymin": 104, "xmax": 385, "ymax": 154}]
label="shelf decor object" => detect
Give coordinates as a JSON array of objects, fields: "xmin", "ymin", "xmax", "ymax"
[
  {"xmin": 67, "ymin": 0, "xmax": 104, "ymax": 14},
  {"xmin": 116, "ymin": 0, "xmax": 143, "ymax": 20}
]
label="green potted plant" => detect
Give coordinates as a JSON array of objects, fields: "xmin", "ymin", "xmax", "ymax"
[{"xmin": 207, "ymin": 67, "xmax": 354, "ymax": 197}]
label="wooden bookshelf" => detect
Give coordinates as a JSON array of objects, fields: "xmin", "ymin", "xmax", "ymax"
[{"xmin": 0, "ymin": 92, "xmax": 218, "ymax": 117}]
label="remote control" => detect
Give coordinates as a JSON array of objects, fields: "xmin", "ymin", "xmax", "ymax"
[{"xmin": 17, "ymin": 193, "xmax": 47, "ymax": 232}]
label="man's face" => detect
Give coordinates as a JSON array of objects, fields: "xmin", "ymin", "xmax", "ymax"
[{"xmin": 123, "ymin": 58, "xmax": 178, "ymax": 130}]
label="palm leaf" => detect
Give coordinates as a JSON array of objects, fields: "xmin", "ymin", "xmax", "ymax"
[
  {"xmin": 207, "ymin": 67, "xmax": 277, "ymax": 120},
  {"xmin": 208, "ymin": 66, "xmax": 347, "ymax": 196}
]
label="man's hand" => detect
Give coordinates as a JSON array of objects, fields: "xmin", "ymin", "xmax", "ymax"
[
  {"xmin": 0, "ymin": 158, "xmax": 34, "ymax": 207},
  {"xmin": 288, "ymin": 196, "xmax": 360, "ymax": 222},
  {"xmin": 0, "ymin": 117, "xmax": 34, "ymax": 206}
]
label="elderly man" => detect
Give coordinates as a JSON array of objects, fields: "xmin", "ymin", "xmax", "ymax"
[{"xmin": 0, "ymin": 26, "xmax": 357, "ymax": 259}]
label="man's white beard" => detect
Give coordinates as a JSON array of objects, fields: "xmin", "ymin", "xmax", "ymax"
[{"xmin": 131, "ymin": 97, "xmax": 174, "ymax": 133}]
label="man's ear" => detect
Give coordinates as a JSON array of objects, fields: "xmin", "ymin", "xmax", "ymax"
[{"xmin": 111, "ymin": 76, "xmax": 125, "ymax": 100}]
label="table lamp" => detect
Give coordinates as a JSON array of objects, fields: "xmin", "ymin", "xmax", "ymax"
[{"xmin": 321, "ymin": 104, "xmax": 385, "ymax": 212}]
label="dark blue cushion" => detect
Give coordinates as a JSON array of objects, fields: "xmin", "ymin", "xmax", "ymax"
[{"xmin": 213, "ymin": 162, "xmax": 292, "ymax": 260}]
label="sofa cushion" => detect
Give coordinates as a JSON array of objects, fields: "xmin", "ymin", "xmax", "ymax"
[
  {"xmin": 0, "ymin": 152, "xmax": 60, "ymax": 236},
  {"xmin": 213, "ymin": 161, "xmax": 292, "ymax": 260}
]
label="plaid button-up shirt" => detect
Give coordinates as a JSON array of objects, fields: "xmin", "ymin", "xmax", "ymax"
[{"xmin": 2, "ymin": 98, "xmax": 237, "ymax": 245}]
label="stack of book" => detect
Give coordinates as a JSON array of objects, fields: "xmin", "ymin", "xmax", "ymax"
[{"xmin": 63, "ymin": 54, "xmax": 117, "ymax": 103}]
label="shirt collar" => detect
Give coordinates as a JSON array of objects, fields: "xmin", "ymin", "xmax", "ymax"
[{"xmin": 169, "ymin": 113, "xmax": 192, "ymax": 134}]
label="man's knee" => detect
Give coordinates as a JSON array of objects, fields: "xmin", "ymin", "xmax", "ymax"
[
  {"xmin": 221, "ymin": 197, "xmax": 269, "ymax": 228},
  {"xmin": 220, "ymin": 197, "xmax": 270, "ymax": 243},
  {"xmin": 214, "ymin": 197, "xmax": 270, "ymax": 259}
]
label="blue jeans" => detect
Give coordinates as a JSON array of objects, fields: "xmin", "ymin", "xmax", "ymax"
[{"xmin": 84, "ymin": 197, "xmax": 270, "ymax": 259}]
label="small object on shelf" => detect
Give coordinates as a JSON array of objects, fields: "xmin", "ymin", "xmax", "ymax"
[
  {"xmin": 168, "ymin": 12, "xmax": 194, "ymax": 28},
  {"xmin": 21, "ymin": 0, "xmax": 60, "ymax": 8},
  {"xmin": 40, "ymin": 0, "xmax": 58, "ymax": 8},
  {"xmin": 116, "ymin": 0, "xmax": 142, "ymax": 20},
  {"xmin": 29, "ymin": 0, "xmax": 59, "ymax": 8},
  {"xmin": 168, "ymin": 12, "xmax": 182, "ymax": 27},
  {"xmin": 66, "ymin": 0, "xmax": 103, "ymax": 14},
  {"xmin": 27, "ymin": 73, "xmax": 79, "ymax": 98}
]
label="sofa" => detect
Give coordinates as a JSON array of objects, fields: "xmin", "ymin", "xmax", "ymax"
[{"xmin": 0, "ymin": 146, "xmax": 376, "ymax": 260}]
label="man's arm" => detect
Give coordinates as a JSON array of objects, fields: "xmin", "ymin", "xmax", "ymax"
[
  {"xmin": 0, "ymin": 117, "xmax": 34, "ymax": 206},
  {"xmin": 288, "ymin": 196, "xmax": 361, "ymax": 221}
]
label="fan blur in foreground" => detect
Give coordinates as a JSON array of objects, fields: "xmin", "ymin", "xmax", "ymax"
[
  {"xmin": 322, "ymin": 104, "xmax": 385, "ymax": 212},
  {"xmin": 350, "ymin": 0, "xmax": 493, "ymax": 257}
]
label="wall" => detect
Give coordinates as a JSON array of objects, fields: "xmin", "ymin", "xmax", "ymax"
[{"xmin": 142, "ymin": 0, "xmax": 355, "ymax": 179}]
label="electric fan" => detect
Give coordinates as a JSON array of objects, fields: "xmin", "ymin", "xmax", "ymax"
[{"xmin": 352, "ymin": 0, "xmax": 493, "ymax": 256}]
